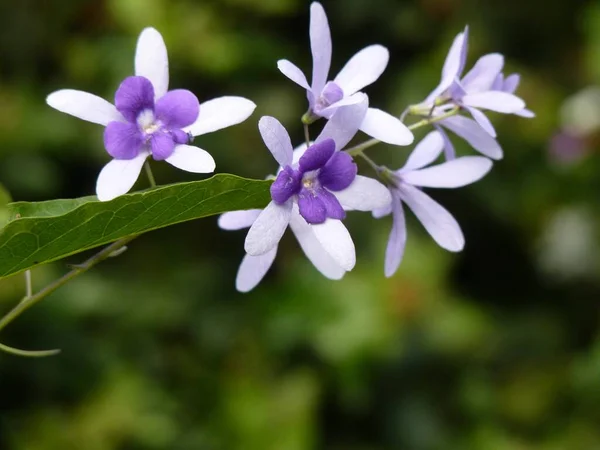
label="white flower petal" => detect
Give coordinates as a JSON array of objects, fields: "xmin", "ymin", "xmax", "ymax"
[
  {"xmin": 184, "ymin": 96, "xmax": 256, "ymax": 137},
  {"xmin": 460, "ymin": 53, "xmax": 504, "ymax": 94},
  {"xmin": 402, "ymin": 156, "xmax": 493, "ymax": 188},
  {"xmin": 466, "ymin": 106, "xmax": 497, "ymax": 137},
  {"xmin": 95, "ymin": 152, "xmax": 149, "ymax": 202},
  {"xmin": 218, "ymin": 210, "xmax": 262, "ymax": 230},
  {"xmin": 317, "ymin": 94, "xmax": 368, "ymax": 149},
  {"xmin": 516, "ymin": 108, "xmax": 535, "ymax": 118},
  {"xmin": 46, "ymin": 90, "xmax": 122, "ymax": 126},
  {"xmin": 277, "ymin": 60, "xmax": 311, "ymax": 91},
  {"xmin": 426, "ymin": 27, "xmax": 469, "ymax": 102},
  {"xmin": 401, "ymin": 131, "xmax": 445, "ymax": 172},
  {"xmin": 372, "ymin": 203, "xmax": 392, "ymax": 219},
  {"xmin": 135, "ymin": 27, "xmax": 169, "ymax": 98},
  {"xmin": 334, "ymin": 45, "xmax": 389, "ymax": 95},
  {"xmin": 310, "ymin": 1, "xmax": 332, "ymax": 95},
  {"xmin": 398, "ymin": 183, "xmax": 464, "ymax": 252},
  {"xmin": 333, "ymin": 175, "xmax": 392, "ymax": 211},
  {"xmin": 385, "ymin": 192, "xmax": 407, "ymax": 277},
  {"xmin": 311, "ymin": 219, "xmax": 356, "ymax": 271},
  {"xmin": 359, "ymin": 108, "xmax": 414, "ymax": 146},
  {"xmin": 319, "ymin": 92, "xmax": 368, "ymax": 117},
  {"xmin": 462, "ymin": 91, "xmax": 525, "ymax": 113},
  {"xmin": 441, "ymin": 116, "xmax": 503, "ymax": 160},
  {"xmin": 236, "ymin": 247, "xmax": 278, "ymax": 293},
  {"xmin": 258, "ymin": 116, "xmax": 293, "ymax": 166},
  {"xmin": 165, "ymin": 145, "xmax": 216, "ymax": 173},
  {"xmin": 289, "ymin": 210, "xmax": 346, "ymax": 280},
  {"xmin": 244, "ymin": 200, "xmax": 292, "ymax": 256}
]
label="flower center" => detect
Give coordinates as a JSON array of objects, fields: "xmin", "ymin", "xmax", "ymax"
[
  {"xmin": 314, "ymin": 81, "xmax": 344, "ymax": 113},
  {"xmin": 137, "ymin": 109, "xmax": 161, "ymax": 135}
]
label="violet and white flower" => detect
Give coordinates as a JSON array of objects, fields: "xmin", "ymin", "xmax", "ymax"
[
  {"xmin": 220, "ymin": 99, "xmax": 392, "ymax": 292},
  {"xmin": 413, "ymin": 27, "xmax": 533, "ymax": 160},
  {"xmin": 491, "ymin": 72, "xmax": 535, "ymax": 118},
  {"xmin": 46, "ymin": 27, "xmax": 256, "ymax": 201},
  {"xmin": 277, "ymin": 2, "xmax": 413, "ymax": 146},
  {"xmin": 374, "ymin": 131, "xmax": 493, "ymax": 277}
]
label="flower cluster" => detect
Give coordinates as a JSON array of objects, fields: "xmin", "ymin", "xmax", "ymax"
[{"xmin": 47, "ymin": 3, "xmax": 532, "ymax": 292}]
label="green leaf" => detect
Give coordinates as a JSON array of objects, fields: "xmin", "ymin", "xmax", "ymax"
[
  {"xmin": 0, "ymin": 174, "xmax": 271, "ymax": 278},
  {"xmin": 0, "ymin": 184, "xmax": 11, "ymax": 228}
]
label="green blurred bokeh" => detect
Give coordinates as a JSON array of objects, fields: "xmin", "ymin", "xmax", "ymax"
[{"xmin": 1, "ymin": 0, "xmax": 600, "ymax": 449}]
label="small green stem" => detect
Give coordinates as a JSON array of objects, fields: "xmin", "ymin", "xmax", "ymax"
[
  {"xmin": 24, "ymin": 270, "xmax": 32, "ymax": 298},
  {"xmin": 357, "ymin": 152, "xmax": 380, "ymax": 173},
  {"xmin": 303, "ymin": 123, "xmax": 311, "ymax": 147},
  {"xmin": 345, "ymin": 107, "xmax": 460, "ymax": 157},
  {"xmin": 0, "ymin": 236, "xmax": 137, "ymax": 341},
  {"xmin": 144, "ymin": 161, "xmax": 157, "ymax": 188},
  {"xmin": 0, "ymin": 342, "xmax": 61, "ymax": 358}
]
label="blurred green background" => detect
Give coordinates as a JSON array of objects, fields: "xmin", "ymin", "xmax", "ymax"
[{"xmin": 1, "ymin": 0, "xmax": 600, "ymax": 449}]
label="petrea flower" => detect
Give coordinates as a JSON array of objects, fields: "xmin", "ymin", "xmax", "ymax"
[
  {"xmin": 491, "ymin": 72, "xmax": 535, "ymax": 119},
  {"xmin": 414, "ymin": 27, "xmax": 533, "ymax": 162},
  {"xmin": 277, "ymin": 2, "xmax": 413, "ymax": 146},
  {"xmin": 424, "ymin": 27, "xmax": 527, "ymax": 131},
  {"xmin": 47, "ymin": 27, "xmax": 256, "ymax": 201},
  {"xmin": 220, "ymin": 99, "xmax": 392, "ymax": 292},
  {"xmin": 374, "ymin": 131, "xmax": 493, "ymax": 277}
]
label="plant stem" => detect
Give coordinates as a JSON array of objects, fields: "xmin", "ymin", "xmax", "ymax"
[
  {"xmin": 0, "ymin": 235, "xmax": 137, "ymax": 337},
  {"xmin": 303, "ymin": 123, "xmax": 311, "ymax": 147},
  {"xmin": 144, "ymin": 161, "xmax": 157, "ymax": 188},
  {"xmin": 0, "ymin": 342, "xmax": 61, "ymax": 358},
  {"xmin": 345, "ymin": 107, "xmax": 460, "ymax": 157},
  {"xmin": 24, "ymin": 270, "xmax": 32, "ymax": 298}
]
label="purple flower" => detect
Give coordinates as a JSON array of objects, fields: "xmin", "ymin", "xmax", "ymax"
[
  {"xmin": 491, "ymin": 72, "xmax": 535, "ymax": 118},
  {"xmin": 374, "ymin": 131, "xmax": 493, "ymax": 277},
  {"xmin": 219, "ymin": 99, "xmax": 392, "ymax": 292},
  {"xmin": 46, "ymin": 28, "xmax": 256, "ymax": 201},
  {"xmin": 277, "ymin": 2, "xmax": 413, "ymax": 146},
  {"xmin": 425, "ymin": 27, "xmax": 527, "ymax": 127}
]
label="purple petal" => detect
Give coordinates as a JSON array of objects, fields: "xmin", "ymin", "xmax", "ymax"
[
  {"xmin": 171, "ymin": 129, "xmax": 190, "ymax": 144},
  {"xmin": 516, "ymin": 108, "xmax": 535, "ymax": 118},
  {"xmin": 319, "ymin": 189, "xmax": 345, "ymax": 220},
  {"xmin": 155, "ymin": 89, "xmax": 200, "ymax": 128},
  {"xmin": 460, "ymin": 53, "xmax": 504, "ymax": 94},
  {"xmin": 503, "ymin": 73, "xmax": 520, "ymax": 93},
  {"xmin": 103, "ymin": 121, "xmax": 144, "ymax": 159},
  {"xmin": 310, "ymin": 2, "xmax": 332, "ymax": 95},
  {"xmin": 299, "ymin": 139, "xmax": 336, "ymax": 172},
  {"xmin": 465, "ymin": 106, "xmax": 496, "ymax": 137},
  {"xmin": 491, "ymin": 73, "xmax": 504, "ymax": 91},
  {"xmin": 435, "ymin": 125, "xmax": 457, "ymax": 161},
  {"xmin": 271, "ymin": 166, "xmax": 302, "ymax": 204},
  {"xmin": 149, "ymin": 131, "xmax": 176, "ymax": 160},
  {"xmin": 440, "ymin": 116, "xmax": 503, "ymax": 160},
  {"xmin": 316, "ymin": 94, "xmax": 368, "ymax": 149},
  {"xmin": 321, "ymin": 81, "xmax": 344, "ymax": 105},
  {"xmin": 384, "ymin": 191, "xmax": 407, "ymax": 278},
  {"xmin": 114, "ymin": 76, "xmax": 155, "ymax": 123},
  {"xmin": 298, "ymin": 189, "xmax": 327, "ymax": 224},
  {"xmin": 318, "ymin": 152, "xmax": 357, "ymax": 191}
]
